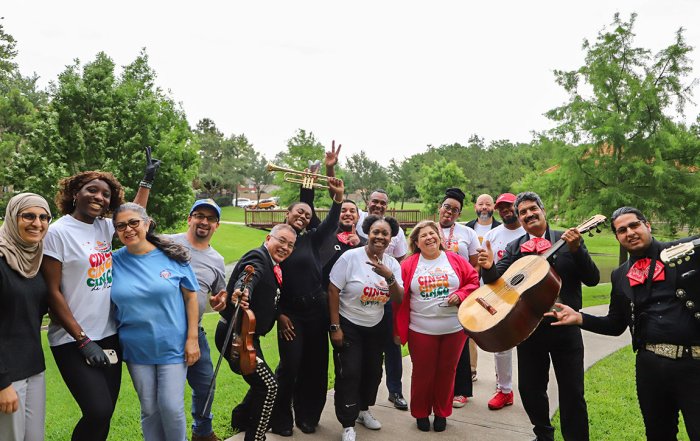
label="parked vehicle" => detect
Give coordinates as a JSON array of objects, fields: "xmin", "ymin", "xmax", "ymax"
[
  {"xmin": 249, "ymin": 198, "xmax": 278, "ymax": 209},
  {"xmin": 233, "ymin": 197, "xmax": 252, "ymax": 207}
]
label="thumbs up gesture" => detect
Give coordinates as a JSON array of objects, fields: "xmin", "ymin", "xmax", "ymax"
[{"xmin": 477, "ymin": 240, "xmax": 494, "ymax": 270}]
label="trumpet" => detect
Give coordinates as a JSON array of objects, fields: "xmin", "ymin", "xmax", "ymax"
[{"xmin": 266, "ymin": 162, "xmax": 330, "ymax": 189}]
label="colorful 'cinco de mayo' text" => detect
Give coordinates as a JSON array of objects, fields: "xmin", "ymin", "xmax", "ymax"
[
  {"xmin": 87, "ymin": 248, "xmax": 113, "ymax": 290},
  {"xmin": 361, "ymin": 284, "xmax": 389, "ymax": 306},
  {"xmin": 418, "ymin": 273, "xmax": 449, "ymax": 300}
]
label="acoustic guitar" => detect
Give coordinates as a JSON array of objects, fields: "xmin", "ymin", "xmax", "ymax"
[
  {"xmin": 458, "ymin": 215, "xmax": 607, "ymax": 352},
  {"xmin": 660, "ymin": 238, "xmax": 700, "ymax": 267}
]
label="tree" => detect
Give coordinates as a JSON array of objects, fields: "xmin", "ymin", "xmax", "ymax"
[
  {"xmin": 538, "ymin": 13, "xmax": 700, "ymax": 233},
  {"xmin": 416, "ymin": 158, "xmax": 470, "ymax": 211},
  {"xmin": 387, "ymin": 158, "xmax": 419, "ymax": 208},
  {"xmin": 344, "ymin": 151, "xmax": 388, "ymax": 206},
  {"xmin": 7, "ymin": 50, "xmax": 199, "ymax": 230},
  {"xmin": 249, "ymin": 152, "xmax": 273, "ymax": 202}
]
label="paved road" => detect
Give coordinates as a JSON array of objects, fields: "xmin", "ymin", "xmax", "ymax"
[{"xmin": 224, "ymin": 304, "xmax": 630, "ymax": 441}]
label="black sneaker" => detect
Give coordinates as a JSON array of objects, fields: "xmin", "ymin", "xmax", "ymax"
[{"xmin": 388, "ymin": 392, "xmax": 408, "ymax": 410}]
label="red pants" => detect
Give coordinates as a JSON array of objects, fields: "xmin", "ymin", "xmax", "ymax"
[{"xmin": 407, "ymin": 329, "xmax": 467, "ymax": 418}]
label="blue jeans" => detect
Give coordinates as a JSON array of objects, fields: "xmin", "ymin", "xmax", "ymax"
[
  {"xmin": 127, "ymin": 362, "xmax": 188, "ymax": 441},
  {"xmin": 383, "ymin": 302, "xmax": 403, "ymax": 395},
  {"xmin": 187, "ymin": 327, "xmax": 215, "ymax": 436}
]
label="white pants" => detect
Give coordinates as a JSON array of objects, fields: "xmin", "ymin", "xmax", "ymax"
[
  {"xmin": 494, "ymin": 349, "xmax": 513, "ymax": 393},
  {"xmin": 0, "ymin": 372, "xmax": 45, "ymax": 441}
]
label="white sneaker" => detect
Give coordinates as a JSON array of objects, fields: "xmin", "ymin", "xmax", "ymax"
[
  {"xmin": 342, "ymin": 427, "xmax": 356, "ymax": 441},
  {"xmin": 356, "ymin": 410, "xmax": 382, "ymax": 430}
]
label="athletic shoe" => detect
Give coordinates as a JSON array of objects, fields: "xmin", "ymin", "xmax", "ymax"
[
  {"xmin": 488, "ymin": 390, "xmax": 514, "ymax": 410},
  {"xmin": 452, "ymin": 395, "xmax": 468, "ymax": 408},
  {"xmin": 342, "ymin": 427, "xmax": 356, "ymax": 441},
  {"xmin": 356, "ymin": 410, "xmax": 382, "ymax": 430}
]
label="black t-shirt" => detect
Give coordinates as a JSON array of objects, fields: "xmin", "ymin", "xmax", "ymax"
[{"xmin": 0, "ymin": 257, "xmax": 49, "ymax": 389}]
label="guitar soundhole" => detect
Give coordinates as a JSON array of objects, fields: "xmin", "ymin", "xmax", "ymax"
[{"xmin": 509, "ymin": 273, "xmax": 525, "ymax": 286}]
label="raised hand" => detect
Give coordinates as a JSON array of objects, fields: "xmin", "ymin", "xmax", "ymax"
[
  {"xmin": 142, "ymin": 146, "xmax": 162, "ymax": 186},
  {"xmin": 328, "ymin": 177, "xmax": 345, "ymax": 202},
  {"xmin": 325, "ymin": 140, "xmax": 342, "ymax": 168},
  {"xmin": 366, "ymin": 253, "xmax": 392, "ymax": 279},
  {"xmin": 477, "ymin": 240, "xmax": 494, "ymax": 270}
]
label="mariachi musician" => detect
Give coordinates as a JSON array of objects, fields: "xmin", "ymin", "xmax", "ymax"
[
  {"xmin": 215, "ymin": 224, "xmax": 297, "ymax": 441},
  {"xmin": 478, "ymin": 191, "xmax": 599, "ymax": 441}
]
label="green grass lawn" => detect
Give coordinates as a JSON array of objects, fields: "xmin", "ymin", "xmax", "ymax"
[
  {"xmin": 219, "ymin": 206, "xmax": 245, "ymax": 223},
  {"xmin": 209, "ymin": 224, "xmax": 267, "ymax": 264}
]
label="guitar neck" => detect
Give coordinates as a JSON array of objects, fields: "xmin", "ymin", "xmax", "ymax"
[{"xmin": 542, "ymin": 238, "xmax": 567, "ymax": 260}]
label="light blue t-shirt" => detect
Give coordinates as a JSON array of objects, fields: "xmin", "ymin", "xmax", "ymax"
[{"xmin": 111, "ymin": 247, "xmax": 198, "ymax": 364}]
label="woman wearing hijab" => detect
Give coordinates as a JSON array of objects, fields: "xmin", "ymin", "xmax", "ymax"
[{"xmin": 0, "ymin": 193, "xmax": 52, "ymax": 441}]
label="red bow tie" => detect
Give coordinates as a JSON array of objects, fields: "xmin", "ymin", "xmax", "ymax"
[
  {"xmin": 273, "ymin": 265, "xmax": 283, "ymax": 286},
  {"xmin": 626, "ymin": 258, "xmax": 665, "ymax": 287},
  {"xmin": 521, "ymin": 237, "xmax": 552, "ymax": 255}
]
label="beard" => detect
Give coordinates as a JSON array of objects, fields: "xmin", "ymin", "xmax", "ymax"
[
  {"xmin": 477, "ymin": 210, "xmax": 493, "ymax": 222},
  {"xmin": 338, "ymin": 222, "xmax": 354, "ymax": 232},
  {"xmin": 502, "ymin": 215, "xmax": 518, "ymax": 225}
]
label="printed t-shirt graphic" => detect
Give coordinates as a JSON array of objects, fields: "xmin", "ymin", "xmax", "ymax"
[
  {"xmin": 409, "ymin": 252, "xmax": 462, "ymax": 335},
  {"xmin": 441, "ymin": 223, "xmax": 479, "ymax": 260}
]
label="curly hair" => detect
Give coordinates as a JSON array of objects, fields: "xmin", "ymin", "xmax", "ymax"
[
  {"xmin": 55, "ymin": 171, "xmax": 125, "ymax": 216},
  {"xmin": 362, "ymin": 215, "xmax": 400, "ymax": 238},
  {"xmin": 408, "ymin": 220, "xmax": 445, "ymax": 255},
  {"xmin": 112, "ymin": 203, "xmax": 190, "ymax": 264}
]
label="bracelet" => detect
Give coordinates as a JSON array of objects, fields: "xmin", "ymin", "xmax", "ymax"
[
  {"xmin": 139, "ymin": 180, "xmax": 153, "ymax": 189},
  {"xmin": 385, "ymin": 274, "xmax": 396, "ymax": 286},
  {"xmin": 77, "ymin": 336, "xmax": 92, "ymax": 349}
]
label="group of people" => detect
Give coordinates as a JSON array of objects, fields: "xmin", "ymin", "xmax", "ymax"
[{"xmin": 0, "ymin": 142, "xmax": 698, "ymax": 441}]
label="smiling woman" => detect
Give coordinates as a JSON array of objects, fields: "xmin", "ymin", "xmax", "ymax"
[{"xmin": 0, "ymin": 193, "xmax": 52, "ymax": 441}]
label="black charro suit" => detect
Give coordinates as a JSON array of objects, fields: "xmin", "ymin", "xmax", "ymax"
[
  {"xmin": 482, "ymin": 228, "xmax": 600, "ymax": 441},
  {"xmin": 581, "ymin": 237, "xmax": 700, "ymax": 440},
  {"xmin": 216, "ymin": 246, "xmax": 281, "ymax": 441}
]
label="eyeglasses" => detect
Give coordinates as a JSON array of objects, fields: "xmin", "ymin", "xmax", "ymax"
[
  {"xmin": 270, "ymin": 235, "xmax": 295, "ymax": 250},
  {"xmin": 614, "ymin": 220, "xmax": 643, "ymax": 236},
  {"xmin": 441, "ymin": 204, "xmax": 461, "ymax": 214},
  {"xmin": 115, "ymin": 219, "xmax": 141, "ymax": 232},
  {"xmin": 191, "ymin": 213, "xmax": 219, "ymax": 223},
  {"xmin": 18, "ymin": 213, "xmax": 52, "ymax": 223}
]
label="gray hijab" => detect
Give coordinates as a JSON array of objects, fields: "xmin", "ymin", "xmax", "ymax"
[{"xmin": 0, "ymin": 193, "xmax": 52, "ymax": 278}]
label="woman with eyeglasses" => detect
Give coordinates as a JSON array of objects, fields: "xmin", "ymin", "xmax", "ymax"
[
  {"xmin": 395, "ymin": 220, "xmax": 479, "ymax": 432},
  {"xmin": 110, "ymin": 203, "xmax": 200, "ymax": 441},
  {"xmin": 41, "ymin": 151, "xmax": 159, "ymax": 441},
  {"xmin": 269, "ymin": 145, "xmax": 345, "ymax": 436},
  {"xmin": 0, "ymin": 194, "xmax": 52, "ymax": 441},
  {"xmin": 328, "ymin": 215, "xmax": 403, "ymax": 441}
]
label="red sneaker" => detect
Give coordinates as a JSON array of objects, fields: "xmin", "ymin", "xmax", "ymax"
[
  {"xmin": 452, "ymin": 395, "xmax": 468, "ymax": 408},
  {"xmin": 488, "ymin": 390, "xmax": 514, "ymax": 410}
]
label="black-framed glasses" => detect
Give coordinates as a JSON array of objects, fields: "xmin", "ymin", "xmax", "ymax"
[
  {"xmin": 18, "ymin": 213, "xmax": 52, "ymax": 223},
  {"xmin": 191, "ymin": 212, "xmax": 219, "ymax": 223},
  {"xmin": 115, "ymin": 219, "xmax": 142, "ymax": 232},
  {"xmin": 270, "ymin": 235, "xmax": 295, "ymax": 250},
  {"xmin": 615, "ymin": 220, "xmax": 643, "ymax": 236},
  {"xmin": 441, "ymin": 204, "xmax": 461, "ymax": 214}
]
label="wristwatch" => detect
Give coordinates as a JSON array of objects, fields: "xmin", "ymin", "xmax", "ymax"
[{"xmin": 329, "ymin": 324, "xmax": 341, "ymax": 332}]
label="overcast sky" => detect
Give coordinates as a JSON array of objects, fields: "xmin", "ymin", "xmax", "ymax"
[{"xmin": 4, "ymin": 1, "xmax": 700, "ymax": 163}]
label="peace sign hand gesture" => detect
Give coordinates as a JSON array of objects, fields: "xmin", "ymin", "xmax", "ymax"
[{"xmin": 366, "ymin": 254, "xmax": 392, "ymax": 279}]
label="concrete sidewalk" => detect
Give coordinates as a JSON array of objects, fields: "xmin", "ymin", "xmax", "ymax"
[{"xmin": 225, "ymin": 304, "xmax": 630, "ymax": 441}]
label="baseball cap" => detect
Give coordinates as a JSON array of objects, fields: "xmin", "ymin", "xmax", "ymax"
[
  {"xmin": 190, "ymin": 199, "xmax": 221, "ymax": 219},
  {"xmin": 494, "ymin": 193, "xmax": 516, "ymax": 208}
]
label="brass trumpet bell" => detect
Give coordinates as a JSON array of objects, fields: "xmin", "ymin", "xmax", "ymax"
[{"xmin": 266, "ymin": 162, "xmax": 330, "ymax": 189}]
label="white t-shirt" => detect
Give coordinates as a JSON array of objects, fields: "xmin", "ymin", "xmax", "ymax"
[
  {"xmin": 472, "ymin": 222, "xmax": 492, "ymax": 243},
  {"xmin": 441, "ymin": 223, "xmax": 479, "ymax": 259},
  {"xmin": 329, "ymin": 247, "xmax": 403, "ymax": 327},
  {"xmin": 44, "ymin": 216, "xmax": 118, "ymax": 346},
  {"xmin": 482, "ymin": 224, "xmax": 526, "ymax": 263},
  {"xmin": 409, "ymin": 252, "xmax": 462, "ymax": 335},
  {"xmin": 357, "ymin": 210, "xmax": 408, "ymax": 259}
]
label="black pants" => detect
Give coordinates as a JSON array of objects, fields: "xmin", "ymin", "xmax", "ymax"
[
  {"xmin": 517, "ymin": 322, "xmax": 588, "ymax": 441},
  {"xmin": 636, "ymin": 349, "xmax": 700, "ymax": 440},
  {"xmin": 453, "ymin": 334, "xmax": 473, "ymax": 397},
  {"xmin": 333, "ymin": 315, "xmax": 386, "ymax": 428},
  {"xmin": 271, "ymin": 305, "xmax": 329, "ymax": 430},
  {"xmin": 215, "ymin": 321, "xmax": 277, "ymax": 441},
  {"xmin": 50, "ymin": 334, "xmax": 122, "ymax": 441}
]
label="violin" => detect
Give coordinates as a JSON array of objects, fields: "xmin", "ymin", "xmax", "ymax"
[{"xmin": 229, "ymin": 265, "xmax": 257, "ymax": 375}]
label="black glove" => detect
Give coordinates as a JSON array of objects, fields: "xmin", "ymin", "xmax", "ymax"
[
  {"xmin": 141, "ymin": 146, "xmax": 162, "ymax": 187},
  {"xmin": 78, "ymin": 339, "xmax": 110, "ymax": 367}
]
